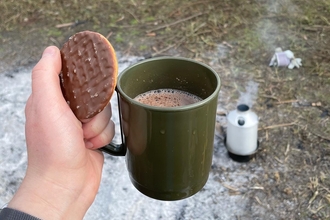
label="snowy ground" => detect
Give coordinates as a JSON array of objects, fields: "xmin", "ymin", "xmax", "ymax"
[{"xmin": 0, "ymin": 54, "xmax": 261, "ymax": 220}]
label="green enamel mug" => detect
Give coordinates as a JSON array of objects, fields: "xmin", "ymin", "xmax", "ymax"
[{"xmin": 101, "ymin": 57, "xmax": 221, "ymax": 201}]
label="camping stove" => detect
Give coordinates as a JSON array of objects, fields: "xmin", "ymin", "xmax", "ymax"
[{"xmin": 225, "ymin": 104, "xmax": 259, "ymax": 162}]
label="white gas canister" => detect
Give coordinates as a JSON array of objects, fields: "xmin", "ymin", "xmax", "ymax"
[{"xmin": 226, "ymin": 104, "xmax": 258, "ymax": 156}]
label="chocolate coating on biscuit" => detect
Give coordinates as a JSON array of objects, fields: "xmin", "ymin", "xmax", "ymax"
[{"xmin": 60, "ymin": 31, "xmax": 117, "ymax": 120}]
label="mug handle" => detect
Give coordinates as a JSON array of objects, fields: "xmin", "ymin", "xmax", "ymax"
[{"xmin": 100, "ymin": 88, "xmax": 127, "ymax": 156}]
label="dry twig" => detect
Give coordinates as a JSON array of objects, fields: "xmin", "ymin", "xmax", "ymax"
[
  {"xmin": 275, "ymin": 100, "xmax": 298, "ymax": 105},
  {"xmin": 147, "ymin": 12, "xmax": 204, "ymax": 33},
  {"xmin": 56, "ymin": 22, "xmax": 75, "ymax": 28},
  {"xmin": 259, "ymin": 122, "xmax": 296, "ymax": 131},
  {"xmin": 222, "ymin": 183, "xmax": 239, "ymax": 192},
  {"xmin": 309, "ymin": 130, "xmax": 330, "ymax": 142},
  {"xmin": 284, "ymin": 143, "xmax": 290, "ymax": 156}
]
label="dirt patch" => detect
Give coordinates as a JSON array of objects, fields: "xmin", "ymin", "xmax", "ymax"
[{"xmin": 0, "ymin": 0, "xmax": 329, "ymax": 219}]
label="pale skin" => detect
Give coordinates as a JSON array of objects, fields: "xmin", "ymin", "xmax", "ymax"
[{"xmin": 7, "ymin": 46, "xmax": 115, "ymax": 219}]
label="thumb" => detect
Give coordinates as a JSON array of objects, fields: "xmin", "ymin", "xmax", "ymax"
[{"xmin": 31, "ymin": 46, "xmax": 66, "ymax": 111}]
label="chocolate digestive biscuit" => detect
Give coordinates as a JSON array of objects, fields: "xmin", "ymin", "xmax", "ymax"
[{"xmin": 60, "ymin": 31, "xmax": 118, "ymax": 120}]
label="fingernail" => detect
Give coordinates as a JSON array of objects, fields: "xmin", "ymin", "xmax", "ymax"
[
  {"xmin": 42, "ymin": 46, "xmax": 56, "ymax": 57},
  {"xmin": 85, "ymin": 141, "xmax": 94, "ymax": 149}
]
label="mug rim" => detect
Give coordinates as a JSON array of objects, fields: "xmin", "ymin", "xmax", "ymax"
[{"xmin": 116, "ymin": 56, "xmax": 221, "ymax": 111}]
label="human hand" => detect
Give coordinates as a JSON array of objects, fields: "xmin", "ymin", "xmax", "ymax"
[{"xmin": 8, "ymin": 46, "xmax": 115, "ymax": 220}]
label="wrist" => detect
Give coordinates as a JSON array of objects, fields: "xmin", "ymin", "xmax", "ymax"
[{"xmin": 8, "ymin": 170, "xmax": 91, "ymax": 220}]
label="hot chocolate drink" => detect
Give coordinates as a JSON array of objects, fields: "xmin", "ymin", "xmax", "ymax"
[{"xmin": 134, "ymin": 89, "xmax": 202, "ymax": 107}]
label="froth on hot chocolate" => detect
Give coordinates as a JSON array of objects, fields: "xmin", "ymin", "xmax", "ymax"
[{"xmin": 134, "ymin": 89, "xmax": 202, "ymax": 107}]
